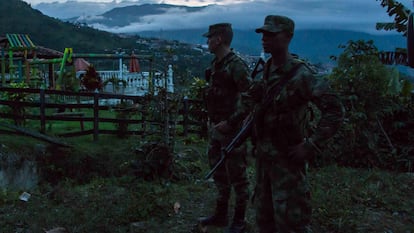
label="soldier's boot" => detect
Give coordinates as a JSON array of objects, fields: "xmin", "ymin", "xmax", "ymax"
[
  {"xmin": 227, "ymin": 204, "xmax": 247, "ymax": 233},
  {"xmin": 198, "ymin": 201, "xmax": 228, "ymax": 227}
]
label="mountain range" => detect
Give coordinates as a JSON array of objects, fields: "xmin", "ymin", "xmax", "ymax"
[
  {"xmin": 137, "ymin": 28, "xmax": 407, "ymax": 63},
  {"xmin": 0, "ymin": 0, "xmax": 408, "ymax": 64},
  {"xmin": 65, "ymin": 3, "xmax": 407, "ymax": 63},
  {"xmin": 68, "ymin": 4, "xmax": 208, "ymax": 28}
]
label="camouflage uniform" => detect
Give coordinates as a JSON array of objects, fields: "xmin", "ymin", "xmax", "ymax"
[
  {"xmin": 201, "ymin": 23, "xmax": 252, "ymax": 232},
  {"xmin": 252, "ymin": 16, "xmax": 344, "ymax": 233}
]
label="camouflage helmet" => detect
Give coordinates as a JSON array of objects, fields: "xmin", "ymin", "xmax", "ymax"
[
  {"xmin": 203, "ymin": 23, "xmax": 233, "ymax": 37},
  {"xmin": 255, "ymin": 15, "xmax": 294, "ymax": 34}
]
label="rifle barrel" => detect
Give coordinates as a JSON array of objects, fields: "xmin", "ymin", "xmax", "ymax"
[{"xmin": 204, "ymin": 154, "xmax": 225, "ymax": 180}]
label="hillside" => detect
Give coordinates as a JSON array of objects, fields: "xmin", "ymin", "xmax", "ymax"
[
  {"xmin": 0, "ymin": 0, "xmax": 213, "ymax": 85},
  {"xmin": 0, "ymin": 0, "xmax": 140, "ymax": 53},
  {"xmin": 138, "ymin": 29, "xmax": 407, "ymax": 63}
]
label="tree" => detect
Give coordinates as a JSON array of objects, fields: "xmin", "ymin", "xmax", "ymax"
[
  {"xmin": 375, "ymin": 0, "xmax": 412, "ymax": 65},
  {"xmin": 376, "ymin": 0, "xmax": 411, "ymax": 36},
  {"xmin": 330, "ymin": 40, "xmax": 391, "ymax": 115},
  {"xmin": 325, "ymin": 40, "xmax": 414, "ymax": 171},
  {"xmin": 80, "ymin": 65, "xmax": 103, "ymax": 91}
]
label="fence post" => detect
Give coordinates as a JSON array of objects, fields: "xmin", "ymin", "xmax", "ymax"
[
  {"xmin": 183, "ymin": 96, "xmax": 188, "ymax": 137},
  {"xmin": 141, "ymin": 110, "xmax": 146, "ymax": 140},
  {"xmin": 163, "ymin": 91, "xmax": 169, "ymax": 145},
  {"xmin": 93, "ymin": 91, "xmax": 99, "ymax": 141},
  {"xmin": 40, "ymin": 88, "xmax": 46, "ymax": 133}
]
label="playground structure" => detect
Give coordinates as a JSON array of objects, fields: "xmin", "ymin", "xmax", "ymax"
[{"xmin": 0, "ymin": 34, "xmax": 174, "ymax": 96}]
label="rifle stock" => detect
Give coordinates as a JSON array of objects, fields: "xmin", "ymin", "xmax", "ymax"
[{"xmin": 204, "ymin": 112, "xmax": 254, "ymax": 180}]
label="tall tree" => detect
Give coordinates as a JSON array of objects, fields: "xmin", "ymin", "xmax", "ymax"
[
  {"xmin": 375, "ymin": 0, "xmax": 413, "ymax": 65},
  {"xmin": 376, "ymin": 0, "xmax": 411, "ymax": 36}
]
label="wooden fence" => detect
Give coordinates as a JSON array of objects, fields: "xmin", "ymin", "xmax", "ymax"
[{"xmin": 0, "ymin": 87, "xmax": 207, "ymax": 141}]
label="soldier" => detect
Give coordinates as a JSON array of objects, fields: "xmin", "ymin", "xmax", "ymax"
[
  {"xmin": 251, "ymin": 15, "xmax": 344, "ymax": 233},
  {"xmin": 198, "ymin": 23, "xmax": 251, "ymax": 233}
]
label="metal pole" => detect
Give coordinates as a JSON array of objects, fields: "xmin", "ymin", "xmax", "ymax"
[{"xmin": 119, "ymin": 56, "xmax": 123, "ymax": 80}]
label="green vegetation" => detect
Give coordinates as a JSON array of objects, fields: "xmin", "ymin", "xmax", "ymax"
[
  {"xmin": 322, "ymin": 40, "xmax": 414, "ymax": 172},
  {"xmin": 0, "ymin": 134, "xmax": 413, "ymax": 232},
  {"xmin": 0, "ymin": 1, "xmax": 413, "ymax": 232},
  {"xmin": 1, "ymin": 38, "xmax": 414, "ymax": 232},
  {"xmin": 0, "ymin": 81, "xmax": 32, "ymax": 126}
]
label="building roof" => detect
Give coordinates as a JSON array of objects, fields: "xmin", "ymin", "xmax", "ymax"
[{"xmin": 6, "ymin": 34, "xmax": 36, "ymax": 50}]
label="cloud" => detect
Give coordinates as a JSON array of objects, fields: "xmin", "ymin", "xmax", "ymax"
[
  {"xmin": 32, "ymin": 0, "xmax": 413, "ymax": 34},
  {"xmin": 33, "ymin": 0, "xmax": 154, "ymax": 19}
]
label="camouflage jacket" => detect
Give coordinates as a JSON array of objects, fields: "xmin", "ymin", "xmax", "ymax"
[
  {"xmin": 204, "ymin": 51, "xmax": 251, "ymax": 126},
  {"xmin": 251, "ymin": 54, "xmax": 344, "ymax": 156}
]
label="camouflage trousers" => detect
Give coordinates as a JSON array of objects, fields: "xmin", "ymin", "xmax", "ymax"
[
  {"xmin": 255, "ymin": 154, "xmax": 312, "ymax": 233},
  {"xmin": 207, "ymin": 125, "xmax": 249, "ymax": 214}
]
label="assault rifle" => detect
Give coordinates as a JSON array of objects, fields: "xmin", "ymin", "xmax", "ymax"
[
  {"xmin": 204, "ymin": 112, "xmax": 254, "ymax": 179},
  {"xmin": 204, "ymin": 59, "xmax": 303, "ymax": 180},
  {"xmin": 204, "ymin": 58, "xmax": 265, "ymax": 180}
]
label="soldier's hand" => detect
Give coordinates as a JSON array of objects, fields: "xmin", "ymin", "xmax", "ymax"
[
  {"xmin": 214, "ymin": 120, "xmax": 232, "ymax": 134},
  {"xmin": 288, "ymin": 142, "xmax": 314, "ymax": 164}
]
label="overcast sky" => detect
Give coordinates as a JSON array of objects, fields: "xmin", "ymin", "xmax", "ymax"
[{"xmin": 22, "ymin": 0, "xmax": 414, "ymax": 34}]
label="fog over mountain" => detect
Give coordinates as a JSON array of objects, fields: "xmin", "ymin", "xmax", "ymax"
[
  {"xmin": 24, "ymin": 1, "xmax": 409, "ymax": 64},
  {"xmin": 31, "ymin": 0, "xmax": 413, "ymax": 35}
]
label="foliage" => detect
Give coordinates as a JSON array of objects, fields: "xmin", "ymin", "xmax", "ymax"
[
  {"xmin": 103, "ymin": 75, "xmax": 128, "ymax": 93},
  {"xmin": 139, "ymin": 88, "xmax": 184, "ymax": 146},
  {"xmin": 311, "ymin": 165, "xmax": 414, "ymax": 233},
  {"xmin": 61, "ymin": 68, "xmax": 80, "ymax": 92},
  {"xmin": 1, "ymin": 82, "xmax": 30, "ymax": 101},
  {"xmin": 0, "ymin": 82, "xmax": 32, "ymax": 125},
  {"xmin": 80, "ymin": 65, "xmax": 103, "ymax": 91},
  {"xmin": 185, "ymin": 77, "xmax": 208, "ymax": 133},
  {"xmin": 187, "ymin": 77, "xmax": 207, "ymax": 100},
  {"xmin": 131, "ymin": 142, "xmax": 174, "ymax": 180},
  {"xmin": 376, "ymin": 0, "xmax": 411, "ymax": 36},
  {"xmin": 330, "ymin": 40, "xmax": 391, "ymax": 117},
  {"xmin": 1, "ymin": 133, "xmax": 413, "ymax": 232},
  {"xmin": 324, "ymin": 40, "xmax": 414, "ymax": 171},
  {"xmin": 375, "ymin": 0, "xmax": 410, "ymax": 66}
]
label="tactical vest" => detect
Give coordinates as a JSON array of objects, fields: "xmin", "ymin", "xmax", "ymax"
[
  {"xmin": 204, "ymin": 52, "xmax": 240, "ymax": 123},
  {"xmin": 252, "ymin": 57, "xmax": 306, "ymax": 144}
]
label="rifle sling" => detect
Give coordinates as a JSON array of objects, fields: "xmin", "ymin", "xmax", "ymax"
[
  {"xmin": 253, "ymin": 62, "xmax": 303, "ymax": 128},
  {"xmin": 263, "ymin": 62, "xmax": 302, "ymax": 108}
]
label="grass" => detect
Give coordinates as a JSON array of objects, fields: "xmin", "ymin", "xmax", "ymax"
[
  {"xmin": 0, "ymin": 133, "xmax": 413, "ymax": 233},
  {"xmin": 311, "ymin": 166, "xmax": 414, "ymax": 233}
]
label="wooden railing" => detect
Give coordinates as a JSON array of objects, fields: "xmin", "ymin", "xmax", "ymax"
[{"xmin": 0, "ymin": 87, "xmax": 207, "ymax": 141}]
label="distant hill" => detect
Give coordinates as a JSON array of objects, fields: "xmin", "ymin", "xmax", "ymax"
[
  {"xmin": 69, "ymin": 4, "xmax": 208, "ymax": 28},
  {"xmin": 0, "ymin": 0, "xmax": 214, "ymax": 85},
  {"xmin": 137, "ymin": 29, "xmax": 407, "ymax": 63},
  {"xmin": 0, "ymin": 0, "xmax": 140, "ymax": 53}
]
